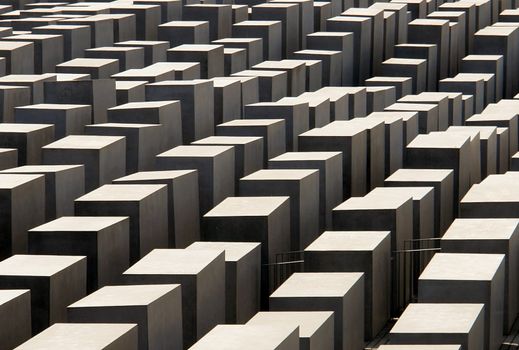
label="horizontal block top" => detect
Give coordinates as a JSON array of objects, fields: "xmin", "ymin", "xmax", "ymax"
[
  {"xmin": 448, "ymin": 126, "xmax": 497, "ymax": 139},
  {"xmin": 419, "ymin": 253, "xmax": 505, "ymax": 281},
  {"xmin": 305, "ymin": 231, "xmax": 391, "ymax": 252},
  {"xmin": 369, "ymin": 186, "xmax": 434, "ymax": 201},
  {"xmin": 442, "ymin": 218, "xmax": 519, "ymax": 240},
  {"xmin": 335, "ymin": 191, "xmax": 411, "ymax": 210},
  {"xmin": 115, "ymin": 81, "xmax": 147, "ymax": 89},
  {"xmin": 233, "ymin": 69, "xmax": 287, "ymax": 78},
  {"xmin": 270, "ymin": 272, "xmax": 364, "ymax": 297},
  {"xmin": 69, "ymin": 284, "xmax": 180, "ymax": 307},
  {"xmin": 461, "ymin": 173, "xmax": 519, "ymax": 202},
  {"xmin": 400, "ymin": 94, "xmax": 449, "ymax": 103},
  {"xmin": 190, "ymin": 324, "xmax": 298, "ymax": 350},
  {"xmin": 187, "ymin": 241, "xmax": 261, "ymax": 262},
  {"xmin": 467, "ymin": 112, "xmax": 517, "ymax": 122},
  {"xmin": 57, "ymin": 58, "xmax": 118, "ymax": 68},
  {"xmin": 253, "ymin": 60, "xmax": 305, "ymax": 70},
  {"xmin": 30, "ymin": 216, "xmax": 128, "ymax": 232},
  {"xmin": 0, "ymin": 173, "xmax": 43, "ymax": 189},
  {"xmin": 157, "ymin": 145, "xmax": 234, "ymax": 158},
  {"xmin": 390, "ymin": 303, "xmax": 484, "ymax": 334},
  {"xmin": 270, "ymin": 151, "xmax": 342, "ymax": 161},
  {"xmin": 247, "ymin": 311, "xmax": 333, "ymax": 338},
  {"xmin": 386, "ymin": 168, "xmax": 454, "ymax": 182},
  {"xmin": 407, "ymin": 132, "xmax": 470, "ymax": 149},
  {"xmin": 43, "ymin": 135, "xmax": 125, "ymax": 149},
  {"xmin": 109, "ymin": 100, "xmax": 179, "ymax": 110},
  {"xmin": 300, "ymin": 125, "xmax": 366, "ymax": 137},
  {"xmin": 1, "ymin": 164, "xmax": 83, "ymax": 174},
  {"xmin": 204, "ymin": 196, "xmax": 289, "ymax": 217},
  {"xmin": 0, "ymin": 254, "xmax": 85, "ymax": 277},
  {"xmin": 124, "ymin": 248, "xmax": 223, "ymax": 275},
  {"xmin": 233, "ymin": 20, "xmax": 281, "ymax": 26},
  {"xmin": 218, "ymin": 119, "xmax": 285, "ymax": 127},
  {"xmin": 16, "ymin": 323, "xmax": 137, "ymax": 349},
  {"xmin": 367, "ymin": 76, "xmax": 413, "ymax": 82},
  {"xmin": 0, "ymin": 74, "xmax": 54, "ymax": 82},
  {"xmin": 114, "ymin": 169, "xmax": 196, "ymax": 182},
  {"xmin": 193, "ymin": 136, "xmax": 263, "ymax": 145},
  {"xmin": 386, "ymin": 103, "xmax": 437, "ymax": 112},
  {"xmin": 16, "ymin": 103, "xmax": 91, "ymax": 110},
  {"xmin": 76, "ymin": 184, "xmax": 166, "ymax": 202},
  {"xmin": 0, "ymin": 123, "xmax": 53, "ymax": 133},
  {"xmin": 169, "ymin": 44, "xmax": 223, "ymax": 51},
  {"xmin": 241, "ymin": 168, "xmax": 318, "ymax": 181},
  {"xmin": 379, "ymin": 346, "xmax": 461, "ymax": 350},
  {"xmin": 0, "ymin": 289, "xmax": 29, "ymax": 306}
]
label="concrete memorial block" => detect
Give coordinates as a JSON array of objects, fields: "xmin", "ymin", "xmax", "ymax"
[
  {"xmin": 293, "ymin": 49, "xmax": 342, "ymax": 87},
  {"xmin": 123, "ymin": 249, "xmax": 224, "ymax": 347},
  {"xmin": 247, "ymin": 311, "xmax": 334, "ymax": 350},
  {"xmin": 232, "ymin": 20, "xmax": 282, "ymax": 60},
  {"xmin": 52, "ymin": 73, "xmax": 91, "ymax": 81},
  {"xmin": 418, "ymin": 253, "xmax": 505, "ymax": 350},
  {"xmin": 420, "ymin": 91, "xmax": 463, "ymax": 127},
  {"xmin": 306, "ymin": 31, "xmax": 354, "ymax": 86},
  {"xmin": 110, "ymin": 4, "xmax": 161, "ymax": 40},
  {"xmin": 0, "ymin": 85, "xmax": 30, "ymax": 123},
  {"xmin": 371, "ymin": 2, "xmax": 408, "ymax": 44},
  {"xmin": 441, "ymin": 218, "xmax": 519, "ymax": 333},
  {"xmin": 408, "ymin": 19, "xmax": 450, "ymax": 80},
  {"xmin": 158, "ymin": 20, "xmax": 209, "ymax": 47},
  {"xmin": 473, "ymin": 26, "xmax": 518, "ymax": 99},
  {"xmin": 0, "ymin": 74, "xmax": 54, "ymax": 105},
  {"xmin": 212, "ymin": 76, "xmax": 259, "ymax": 116},
  {"xmin": 61, "ymin": 15, "xmax": 115, "ymax": 47},
  {"xmin": 56, "ymin": 58, "xmax": 118, "ymax": 80},
  {"xmin": 381, "ymin": 347, "xmax": 461, "ymax": 350},
  {"xmin": 252, "ymin": 60, "xmax": 305, "ymax": 97},
  {"xmin": 0, "ymin": 254, "xmax": 86, "ymax": 334},
  {"xmin": 113, "ymin": 170, "xmax": 199, "ymax": 249},
  {"xmin": 305, "ymin": 231, "xmax": 390, "ymax": 340},
  {"xmin": 381, "ymin": 58, "xmax": 427, "ymax": 94},
  {"xmin": 270, "ymin": 272, "xmax": 364, "ymax": 350},
  {"xmin": 15, "ymin": 103, "xmax": 91, "ymax": 139},
  {"xmin": 270, "ymin": 0, "xmax": 313, "ymax": 50},
  {"xmin": 426, "ymin": 11, "xmax": 465, "ymax": 71},
  {"xmin": 385, "ymin": 103, "xmax": 438, "ymax": 134},
  {"xmin": 188, "ymin": 241, "xmax": 261, "ymax": 324},
  {"xmin": 146, "ymin": 80, "xmax": 213, "ymax": 143},
  {"xmin": 299, "ymin": 126, "xmax": 367, "ymax": 198},
  {"xmin": 212, "ymin": 37, "xmax": 263, "ymax": 68},
  {"xmin": 365, "ymin": 76, "xmax": 412, "ymax": 99},
  {"xmin": 3, "ymin": 34, "xmax": 62, "ymax": 74},
  {"xmin": 0, "ymin": 147, "xmax": 16, "ymax": 169},
  {"xmin": 68, "ymin": 284, "xmax": 182, "ymax": 350},
  {"xmin": 461, "ymin": 55, "xmax": 504, "ymax": 102},
  {"xmin": 184, "ymin": 4, "xmax": 232, "ymax": 41},
  {"xmin": 290, "ymin": 58, "xmax": 322, "ymax": 92},
  {"xmin": 326, "ymin": 16, "xmax": 371, "ymax": 84},
  {"xmin": 269, "ymin": 151, "xmax": 342, "ymax": 230},
  {"xmin": 231, "ymin": 5, "xmax": 248, "ymax": 23},
  {"xmin": 0, "ymin": 290, "xmax": 31, "ymax": 349},
  {"xmin": 463, "ymin": 94, "xmax": 475, "ymax": 121},
  {"xmin": 190, "ymin": 324, "xmax": 299, "ymax": 350},
  {"xmin": 464, "ymin": 0, "xmax": 491, "ymax": 30},
  {"xmin": 15, "ymin": 323, "xmax": 138, "ymax": 350},
  {"xmin": 85, "ymin": 123, "xmax": 162, "ymax": 174},
  {"xmin": 394, "ymin": 44, "xmax": 437, "ymax": 91},
  {"xmin": 75, "ymin": 184, "xmax": 168, "ymax": 263},
  {"xmin": 44, "ymin": 79, "xmax": 116, "ymax": 124},
  {"xmin": 216, "ymin": 118, "xmax": 286, "ymax": 164},
  {"xmin": 42, "ymin": 135, "xmax": 125, "ymax": 191},
  {"xmin": 290, "ymin": 93, "xmax": 330, "ymax": 128},
  {"xmin": 210, "ymin": 77, "xmax": 241, "ymax": 124},
  {"xmin": 240, "ymin": 169, "xmax": 319, "ymax": 251},
  {"xmin": 398, "ymin": 94, "xmax": 448, "ymax": 131},
  {"xmin": 389, "ymin": 303, "xmax": 484, "ymax": 350},
  {"xmin": 322, "ymin": 86, "xmax": 367, "ymax": 118},
  {"xmin": 85, "ymin": 46, "xmax": 145, "ymax": 71},
  {"xmin": 114, "ymin": 40, "xmax": 169, "ymax": 66},
  {"xmin": 439, "ymin": 128, "xmax": 481, "ymax": 186},
  {"xmin": 496, "ymin": 127, "xmax": 509, "ymax": 173},
  {"xmin": 382, "ymin": 11, "xmax": 396, "ymax": 60},
  {"xmin": 223, "ymin": 48, "xmax": 246, "ymax": 75},
  {"xmin": 0, "ymin": 123, "xmax": 54, "ymax": 165},
  {"xmin": 32, "ymin": 24, "xmax": 91, "ymax": 61},
  {"xmin": 133, "ymin": 0, "xmax": 182, "ymax": 22},
  {"xmin": 251, "ymin": 3, "xmax": 299, "ymax": 58},
  {"xmin": 115, "ymin": 80, "xmax": 146, "ymax": 104},
  {"xmin": 108, "ymin": 100, "xmax": 181, "ymax": 152},
  {"xmin": 0, "ymin": 40, "xmax": 33, "ymax": 74},
  {"xmin": 156, "ymin": 145, "xmax": 234, "ymax": 215},
  {"xmin": 391, "ymin": 0, "xmax": 426, "ymax": 20},
  {"xmin": 0, "ymin": 174, "xmax": 45, "ymax": 259},
  {"xmin": 87, "ymin": 13, "xmax": 136, "ymax": 43},
  {"xmin": 244, "ymin": 100, "xmax": 309, "ymax": 152},
  {"xmin": 406, "ymin": 132, "xmax": 471, "ymax": 205},
  {"xmin": 167, "ymin": 44, "xmax": 223, "ymax": 78},
  {"xmin": 28, "ymin": 216, "xmax": 129, "ymax": 292},
  {"xmin": 193, "ymin": 136, "xmax": 263, "ymax": 189},
  {"xmin": 0, "ymin": 165, "xmax": 84, "ymax": 220},
  {"xmin": 439, "ymin": 2, "xmax": 476, "ymax": 52},
  {"xmin": 449, "ymin": 125, "xmax": 498, "ymax": 179},
  {"xmin": 309, "ymin": 87, "xmax": 348, "ymax": 121},
  {"xmin": 313, "ymin": 1, "xmax": 332, "ymax": 32},
  {"xmin": 366, "ymin": 111, "xmax": 404, "ymax": 176},
  {"xmin": 511, "ymin": 152, "xmax": 519, "ymax": 170},
  {"xmin": 111, "ymin": 63, "xmax": 174, "ymax": 83}
]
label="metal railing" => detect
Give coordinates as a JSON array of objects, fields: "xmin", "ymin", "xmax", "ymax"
[{"xmin": 263, "ymin": 250, "xmax": 305, "ymax": 293}]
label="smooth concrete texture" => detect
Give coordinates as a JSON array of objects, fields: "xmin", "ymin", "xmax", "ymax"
[{"xmin": 0, "ymin": 289, "xmax": 31, "ymax": 350}]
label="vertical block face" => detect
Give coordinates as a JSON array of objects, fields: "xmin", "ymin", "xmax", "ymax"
[
  {"xmin": 28, "ymin": 216, "xmax": 130, "ymax": 292},
  {"xmin": 15, "ymin": 323, "xmax": 138, "ymax": 350},
  {"xmin": 68, "ymin": 284, "xmax": 183, "ymax": 350},
  {"xmin": 123, "ymin": 249, "xmax": 225, "ymax": 348},
  {"xmin": 188, "ymin": 241, "xmax": 261, "ymax": 324},
  {"xmin": 270, "ymin": 272, "xmax": 365, "ymax": 350},
  {"xmin": 113, "ymin": 170, "xmax": 200, "ymax": 249},
  {"xmin": 418, "ymin": 253, "xmax": 505, "ymax": 350},
  {"xmin": 155, "ymin": 145, "xmax": 235, "ymax": 215},
  {"xmin": 42, "ymin": 135, "xmax": 126, "ymax": 192},
  {"xmin": 0, "ymin": 289, "xmax": 31, "ymax": 350},
  {"xmin": 0, "ymin": 123, "xmax": 54, "ymax": 165},
  {"xmin": 0, "ymin": 174, "xmax": 45, "ymax": 259},
  {"xmin": 389, "ymin": 303, "xmax": 485, "ymax": 350},
  {"xmin": 74, "ymin": 184, "xmax": 168, "ymax": 264},
  {"xmin": 239, "ymin": 169, "xmax": 319, "ymax": 251},
  {"xmin": 304, "ymin": 231, "xmax": 391, "ymax": 339},
  {"xmin": 0, "ymin": 255, "xmax": 86, "ymax": 334}
]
